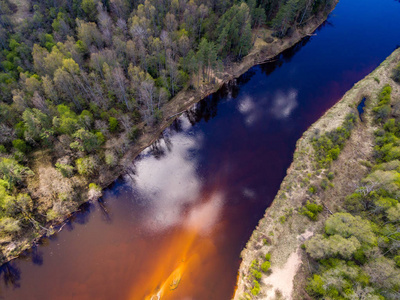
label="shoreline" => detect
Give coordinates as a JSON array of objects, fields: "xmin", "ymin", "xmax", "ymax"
[
  {"xmin": 232, "ymin": 46, "xmax": 400, "ymax": 299},
  {"xmin": 0, "ymin": 4, "xmax": 338, "ymax": 267},
  {"xmin": 117, "ymin": 3, "xmax": 339, "ymax": 187}
]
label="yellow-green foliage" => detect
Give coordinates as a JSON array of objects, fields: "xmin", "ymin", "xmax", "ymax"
[
  {"xmin": 55, "ymin": 162, "xmax": 74, "ymax": 178},
  {"xmin": 312, "ymin": 113, "xmax": 357, "ymax": 168},
  {"xmin": 0, "ymin": 157, "xmax": 33, "ymax": 188},
  {"xmin": 251, "ymin": 280, "xmax": 260, "ymax": 296},
  {"xmin": 373, "ymin": 84, "xmax": 392, "ymax": 123},
  {"xmin": 261, "ymin": 261, "xmax": 271, "ymax": 272},
  {"xmin": 0, "ymin": 178, "xmax": 34, "ymax": 236},
  {"xmin": 300, "ymin": 201, "xmax": 323, "ymax": 221},
  {"xmin": 75, "ymin": 156, "xmax": 97, "ymax": 176}
]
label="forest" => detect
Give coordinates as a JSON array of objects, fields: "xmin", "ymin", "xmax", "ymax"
[
  {"xmin": 304, "ymin": 77, "xmax": 400, "ymax": 299},
  {"xmin": 0, "ymin": 0, "xmax": 333, "ymax": 262},
  {"xmin": 0, "ymin": 0, "xmax": 335, "ymax": 251}
]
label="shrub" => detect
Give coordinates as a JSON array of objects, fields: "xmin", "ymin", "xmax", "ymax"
[
  {"xmin": 252, "ymin": 269, "xmax": 262, "ymax": 279},
  {"xmin": 12, "ymin": 139, "xmax": 28, "ymax": 153},
  {"xmin": 373, "ymin": 85, "xmax": 392, "ymax": 123},
  {"xmin": 251, "ymin": 280, "xmax": 260, "ymax": 296},
  {"xmin": 320, "ymin": 179, "xmax": 329, "ymax": 190},
  {"xmin": 383, "ymin": 118, "xmax": 397, "ymax": 133},
  {"xmin": 75, "ymin": 156, "xmax": 97, "ymax": 176},
  {"xmin": 306, "ymin": 274, "xmax": 325, "ymax": 296},
  {"xmin": 250, "ymin": 259, "xmax": 258, "ymax": 269},
  {"xmin": 70, "ymin": 129, "xmax": 103, "ymax": 153},
  {"xmin": 249, "ymin": 259, "xmax": 262, "ymax": 280},
  {"xmin": 329, "ymin": 146, "xmax": 340, "ymax": 160},
  {"xmin": 0, "ymin": 157, "xmax": 33, "ymax": 187},
  {"xmin": 261, "ymin": 261, "xmax": 271, "ymax": 272},
  {"xmin": 108, "ymin": 117, "xmax": 119, "ymax": 132},
  {"xmin": 55, "ymin": 163, "xmax": 74, "ymax": 178},
  {"xmin": 300, "ymin": 201, "xmax": 323, "ymax": 221},
  {"xmin": 0, "ymin": 217, "xmax": 21, "ymax": 234},
  {"xmin": 312, "ymin": 113, "xmax": 356, "ymax": 168},
  {"xmin": 46, "ymin": 208, "xmax": 59, "ymax": 221},
  {"xmin": 265, "ymin": 253, "xmax": 271, "ymax": 261},
  {"xmin": 308, "ymin": 185, "xmax": 317, "ymax": 194},
  {"xmin": 100, "ymin": 111, "xmax": 110, "ymax": 120},
  {"xmin": 373, "ymin": 105, "xmax": 391, "ymax": 123}
]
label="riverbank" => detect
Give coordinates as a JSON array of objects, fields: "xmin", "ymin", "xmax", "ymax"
[
  {"xmin": 0, "ymin": 3, "xmax": 338, "ymax": 266},
  {"xmin": 233, "ymin": 47, "xmax": 400, "ymax": 300},
  {"xmin": 118, "ymin": 4, "xmax": 339, "ymax": 174}
]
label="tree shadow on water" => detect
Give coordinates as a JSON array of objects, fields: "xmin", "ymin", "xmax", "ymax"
[
  {"xmin": 72, "ymin": 202, "xmax": 93, "ymax": 226},
  {"xmin": 30, "ymin": 245, "xmax": 43, "ymax": 266},
  {"xmin": 0, "ymin": 262, "xmax": 21, "ymax": 289},
  {"xmin": 98, "ymin": 199, "xmax": 112, "ymax": 223},
  {"xmin": 62, "ymin": 202, "xmax": 93, "ymax": 232}
]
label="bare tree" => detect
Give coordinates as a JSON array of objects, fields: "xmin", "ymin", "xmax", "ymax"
[
  {"xmin": 97, "ymin": 3, "xmax": 113, "ymax": 46},
  {"xmin": 0, "ymin": 124, "xmax": 15, "ymax": 144},
  {"xmin": 32, "ymin": 91, "xmax": 48, "ymax": 113},
  {"xmin": 139, "ymin": 79, "xmax": 156, "ymax": 125},
  {"xmin": 112, "ymin": 66, "xmax": 130, "ymax": 110},
  {"xmin": 118, "ymin": 114, "xmax": 132, "ymax": 131}
]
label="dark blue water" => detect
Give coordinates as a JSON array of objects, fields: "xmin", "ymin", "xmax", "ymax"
[
  {"xmin": 1, "ymin": 0, "xmax": 400, "ymax": 299},
  {"xmin": 358, "ymin": 97, "xmax": 367, "ymax": 120}
]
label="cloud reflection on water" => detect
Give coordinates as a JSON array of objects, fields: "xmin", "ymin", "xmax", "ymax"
[
  {"xmin": 270, "ymin": 89, "xmax": 298, "ymax": 119},
  {"xmin": 185, "ymin": 192, "xmax": 224, "ymax": 235},
  {"xmin": 126, "ymin": 117, "xmax": 224, "ymax": 236},
  {"xmin": 237, "ymin": 95, "xmax": 262, "ymax": 126},
  {"xmin": 237, "ymin": 88, "xmax": 298, "ymax": 127},
  {"xmin": 131, "ymin": 134, "xmax": 201, "ymax": 230}
]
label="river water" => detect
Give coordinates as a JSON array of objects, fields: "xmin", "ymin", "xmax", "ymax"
[{"xmin": 1, "ymin": 0, "xmax": 400, "ymax": 299}]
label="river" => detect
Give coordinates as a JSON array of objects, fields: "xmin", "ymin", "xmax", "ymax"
[{"xmin": 1, "ymin": 0, "xmax": 400, "ymax": 299}]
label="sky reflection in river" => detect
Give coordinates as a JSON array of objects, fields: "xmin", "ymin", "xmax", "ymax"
[
  {"xmin": 237, "ymin": 87, "xmax": 298, "ymax": 127},
  {"xmin": 123, "ymin": 118, "xmax": 229, "ymax": 298},
  {"xmin": 128, "ymin": 120, "xmax": 204, "ymax": 231},
  {"xmin": 270, "ymin": 89, "xmax": 299, "ymax": 119}
]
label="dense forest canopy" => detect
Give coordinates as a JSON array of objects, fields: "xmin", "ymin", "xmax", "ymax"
[{"xmin": 0, "ymin": 0, "xmax": 334, "ymax": 247}]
